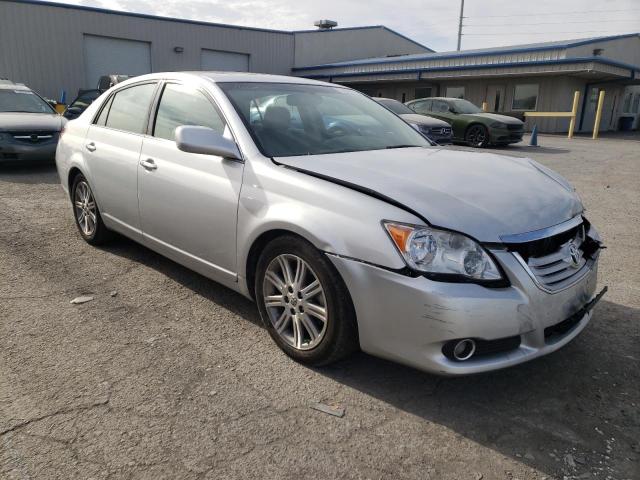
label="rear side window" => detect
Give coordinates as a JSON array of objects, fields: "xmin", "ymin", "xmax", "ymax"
[
  {"xmin": 104, "ymin": 83, "xmax": 157, "ymax": 134},
  {"xmin": 153, "ymin": 83, "xmax": 226, "ymax": 141},
  {"xmin": 411, "ymin": 100, "xmax": 431, "ymax": 114}
]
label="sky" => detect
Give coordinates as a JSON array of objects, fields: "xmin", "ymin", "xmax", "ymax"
[{"xmin": 57, "ymin": 0, "xmax": 640, "ymax": 51}]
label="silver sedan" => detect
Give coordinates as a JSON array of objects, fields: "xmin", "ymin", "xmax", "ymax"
[{"xmin": 55, "ymin": 72, "xmax": 605, "ymax": 375}]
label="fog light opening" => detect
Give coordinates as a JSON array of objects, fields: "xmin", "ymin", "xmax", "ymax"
[{"xmin": 452, "ymin": 339, "xmax": 476, "ymax": 361}]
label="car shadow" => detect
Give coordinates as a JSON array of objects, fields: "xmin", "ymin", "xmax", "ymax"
[
  {"xmin": 0, "ymin": 163, "xmax": 59, "ymax": 184},
  {"xmin": 100, "ymin": 235, "xmax": 637, "ymax": 478},
  {"xmin": 98, "ymin": 234, "xmax": 263, "ymax": 328}
]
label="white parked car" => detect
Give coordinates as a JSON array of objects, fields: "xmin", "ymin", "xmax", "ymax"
[{"xmin": 56, "ymin": 72, "xmax": 605, "ymax": 375}]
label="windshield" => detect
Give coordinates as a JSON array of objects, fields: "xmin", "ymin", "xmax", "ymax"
[
  {"xmin": 0, "ymin": 89, "xmax": 55, "ymax": 113},
  {"xmin": 376, "ymin": 98, "xmax": 414, "ymax": 115},
  {"xmin": 218, "ymin": 82, "xmax": 430, "ymax": 157},
  {"xmin": 449, "ymin": 99, "xmax": 482, "ymax": 114},
  {"xmin": 69, "ymin": 90, "xmax": 101, "ymax": 110}
]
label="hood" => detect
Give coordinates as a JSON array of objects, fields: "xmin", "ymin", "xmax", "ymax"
[
  {"xmin": 276, "ymin": 147, "xmax": 583, "ymax": 243},
  {"xmin": 464, "ymin": 112, "xmax": 523, "ymax": 125},
  {"xmin": 0, "ymin": 113, "xmax": 65, "ymax": 132},
  {"xmin": 399, "ymin": 114, "xmax": 451, "ymax": 128}
]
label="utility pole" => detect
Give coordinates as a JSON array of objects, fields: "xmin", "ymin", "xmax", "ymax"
[{"xmin": 457, "ymin": 0, "xmax": 465, "ymax": 51}]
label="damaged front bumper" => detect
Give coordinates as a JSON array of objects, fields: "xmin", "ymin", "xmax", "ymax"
[{"xmin": 328, "ymin": 243, "xmax": 603, "ymax": 376}]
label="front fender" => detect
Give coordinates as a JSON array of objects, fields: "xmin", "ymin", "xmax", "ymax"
[{"xmin": 236, "ymin": 157, "xmax": 421, "ymax": 292}]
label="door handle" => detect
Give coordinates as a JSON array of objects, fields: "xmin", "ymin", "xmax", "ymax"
[
  {"xmin": 140, "ymin": 158, "xmax": 157, "ymax": 171},
  {"xmin": 85, "ymin": 142, "xmax": 96, "ymax": 152}
]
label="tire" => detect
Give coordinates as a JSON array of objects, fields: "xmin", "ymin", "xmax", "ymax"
[
  {"xmin": 71, "ymin": 173, "xmax": 112, "ymax": 245},
  {"xmin": 465, "ymin": 124, "xmax": 490, "ymax": 148},
  {"xmin": 255, "ymin": 235, "xmax": 358, "ymax": 366}
]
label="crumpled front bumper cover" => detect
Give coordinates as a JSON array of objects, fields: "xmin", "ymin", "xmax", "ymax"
[{"xmin": 328, "ymin": 248, "xmax": 600, "ymax": 376}]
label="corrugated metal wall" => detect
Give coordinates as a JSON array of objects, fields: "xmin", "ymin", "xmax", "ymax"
[
  {"xmin": 293, "ymin": 28, "xmax": 429, "ymax": 68},
  {"xmin": 0, "ymin": 1, "xmax": 294, "ymax": 99}
]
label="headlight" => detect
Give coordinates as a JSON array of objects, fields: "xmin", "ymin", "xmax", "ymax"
[
  {"xmin": 490, "ymin": 121, "xmax": 508, "ymax": 129},
  {"xmin": 383, "ymin": 222, "xmax": 504, "ymax": 282}
]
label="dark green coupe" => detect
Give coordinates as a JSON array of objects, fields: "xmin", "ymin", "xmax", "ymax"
[{"xmin": 405, "ymin": 97, "xmax": 524, "ymax": 148}]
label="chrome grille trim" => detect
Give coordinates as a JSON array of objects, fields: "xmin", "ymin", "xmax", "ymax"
[{"xmin": 512, "ymin": 224, "xmax": 596, "ymax": 294}]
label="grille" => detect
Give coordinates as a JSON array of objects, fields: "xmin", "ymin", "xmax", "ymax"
[
  {"xmin": 10, "ymin": 131, "xmax": 56, "ymax": 144},
  {"xmin": 430, "ymin": 127, "xmax": 452, "ymax": 135},
  {"xmin": 507, "ymin": 124, "xmax": 523, "ymax": 131},
  {"xmin": 516, "ymin": 224, "xmax": 594, "ymax": 292}
]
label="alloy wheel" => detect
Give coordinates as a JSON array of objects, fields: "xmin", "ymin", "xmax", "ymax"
[
  {"xmin": 262, "ymin": 254, "xmax": 328, "ymax": 350},
  {"xmin": 467, "ymin": 125, "xmax": 487, "ymax": 147},
  {"xmin": 74, "ymin": 180, "xmax": 97, "ymax": 237}
]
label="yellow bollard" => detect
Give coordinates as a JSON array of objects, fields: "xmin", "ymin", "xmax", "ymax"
[
  {"xmin": 592, "ymin": 90, "xmax": 606, "ymax": 140},
  {"xmin": 481, "ymin": 101, "xmax": 489, "ymax": 112},
  {"xmin": 567, "ymin": 90, "xmax": 580, "ymax": 139}
]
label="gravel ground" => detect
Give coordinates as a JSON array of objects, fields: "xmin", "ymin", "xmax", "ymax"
[{"xmin": 1, "ymin": 134, "xmax": 638, "ymax": 480}]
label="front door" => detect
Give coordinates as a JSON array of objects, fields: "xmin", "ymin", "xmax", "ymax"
[
  {"xmin": 83, "ymin": 82, "xmax": 158, "ymax": 240},
  {"xmin": 486, "ymin": 85, "xmax": 505, "ymax": 112},
  {"xmin": 138, "ymin": 82, "xmax": 244, "ymax": 283}
]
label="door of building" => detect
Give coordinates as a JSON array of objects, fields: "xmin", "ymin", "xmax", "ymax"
[{"xmin": 486, "ymin": 85, "xmax": 506, "ymax": 112}]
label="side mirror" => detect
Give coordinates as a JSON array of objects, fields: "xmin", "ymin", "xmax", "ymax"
[
  {"xmin": 66, "ymin": 106, "xmax": 82, "ymax": 115},
  {"xmin": 175, "ymin": 126, "xmax": 242, "ymax": 161}
]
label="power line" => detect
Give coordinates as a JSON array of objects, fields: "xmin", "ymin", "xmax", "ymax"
[
  {"xmin": 464, "ymin": 19, "xmax": 640, "ymax": 27},
  {"xmin": 463, "ymin": 30, "xmax": 638, "ymax": 36},
  {"xmin": 464, "ymin": 8, "xmax": 640, "ymax": 19}
]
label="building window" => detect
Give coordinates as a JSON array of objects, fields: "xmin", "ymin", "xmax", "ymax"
[
  {"xmin": 445, "ymin": 86, "xmax": 465, "ymax": 99},
  {"xmin": 622, "ymin": 93, "xmax": 633, "ymax": 113},
  {"xmin": 632, "ymin": 94, "xmax": 640, "ymax": 114},
  {"xmin": 415, "ymin": 87, "xmax": 432, "ymax": 99},
  {"xmin": 512, "ymin": 84, "xmax": 539, "ymax": 111}
]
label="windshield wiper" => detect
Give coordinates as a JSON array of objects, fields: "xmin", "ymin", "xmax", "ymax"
[{"xmin": 385, "ymin": 145, "xmax": 421, "ymax": 149}]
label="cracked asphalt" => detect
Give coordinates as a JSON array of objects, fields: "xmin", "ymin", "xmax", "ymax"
[{"xmin": 1, "ymin": 135, "xmax": 639, "ymax": 480}]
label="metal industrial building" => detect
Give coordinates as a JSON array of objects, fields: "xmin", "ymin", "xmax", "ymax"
[
  {"xmin": 1, "ymin": 0, "xmax": 639, "ymax": 133},
  {"xmin": 0, "ymin": 0, "xmax": 428, "ymax": 100},
  {"xmin": 294, "ymin": 34, "xmax": 640, "ymax": 133}
]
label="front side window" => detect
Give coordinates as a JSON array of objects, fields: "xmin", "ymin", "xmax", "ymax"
[
  {"xmin": 104, "ymin": 83, "xmax": 157, "ymax": 134},
  {"xmin": 0, "ymin": 89, "xmax": 55, "ymax": 114},
  {"xmin": 448, "ymin": 99, "xmax": 482, "ymax": 114},
  {"xmin": 433, "ymin": 100, "xmax": 452, "ymax": 113},
  {"xmin": 153, "ymin": 83, "xmax": 226, "ymax": 141},
  {"xmin": 512, "ymin": 84, "xmax": 539, "ymax": 111},
  {"xmin": 219, "ymin": 82, "xmax": 430, "ymax": 158},
  {"xmin": 446, "ymin": 86, "xmax": 465, "ymax": 99}
]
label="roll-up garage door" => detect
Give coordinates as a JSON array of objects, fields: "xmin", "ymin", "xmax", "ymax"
[
  {"xmin": 201, "ymin": 49, "xmax": 249, "ymax": 72},
  {"xmin": 83, "ymin": 35, "xmax": 152, "ymax": 88}
]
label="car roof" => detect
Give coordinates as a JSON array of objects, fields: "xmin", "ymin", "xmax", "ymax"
[
  {"xmin": 0, "ymin": 82, "xmax": 30, "ymax": 91},
  {"xmin": 114, "ymin": 71, "xmax": 340, "ymax": 88},
  {"xmin": 373, "ymin": 97, "xmax": 400, "ymax": 102}
]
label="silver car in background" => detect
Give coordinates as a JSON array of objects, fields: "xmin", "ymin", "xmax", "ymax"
[{"xmin": 56, "ymin": 72, "xmax": 605, "ymax": 375}]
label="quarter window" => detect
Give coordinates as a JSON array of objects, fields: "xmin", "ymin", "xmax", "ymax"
[
  {"xmin": 95, "ymin": 95, "xmax": 113, "ymax": 126},
  {"xmin": 153, "ymin": 83, "xmax": 226, "ymax": 141},
  {"xmin": 512, "ymin": 84, "xmax": 539, "ymax": 111},
  {"xmin": 104, "ymin": 83, "xmax": 157, "ymax": 134}
]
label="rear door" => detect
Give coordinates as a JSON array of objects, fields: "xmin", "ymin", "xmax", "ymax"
[
  {"xmin": 84, "ymin": 82, "xmax": 158, "ymax": 240},
  {"xmin": 138, "ymin": 82, "xmax": 244, "ymax": 283}
]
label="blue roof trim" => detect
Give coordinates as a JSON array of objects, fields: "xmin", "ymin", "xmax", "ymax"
[
  {"xmin": 299, "ymin": 57, "xmax": 640, "ymax": 80},
  {"xmin": 6, "ymin": 0, "xmax": 293, "ymax": 34},
  {"xmin": 293, "ymin": 33, "xmax": 640, "ymax": 71}
]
